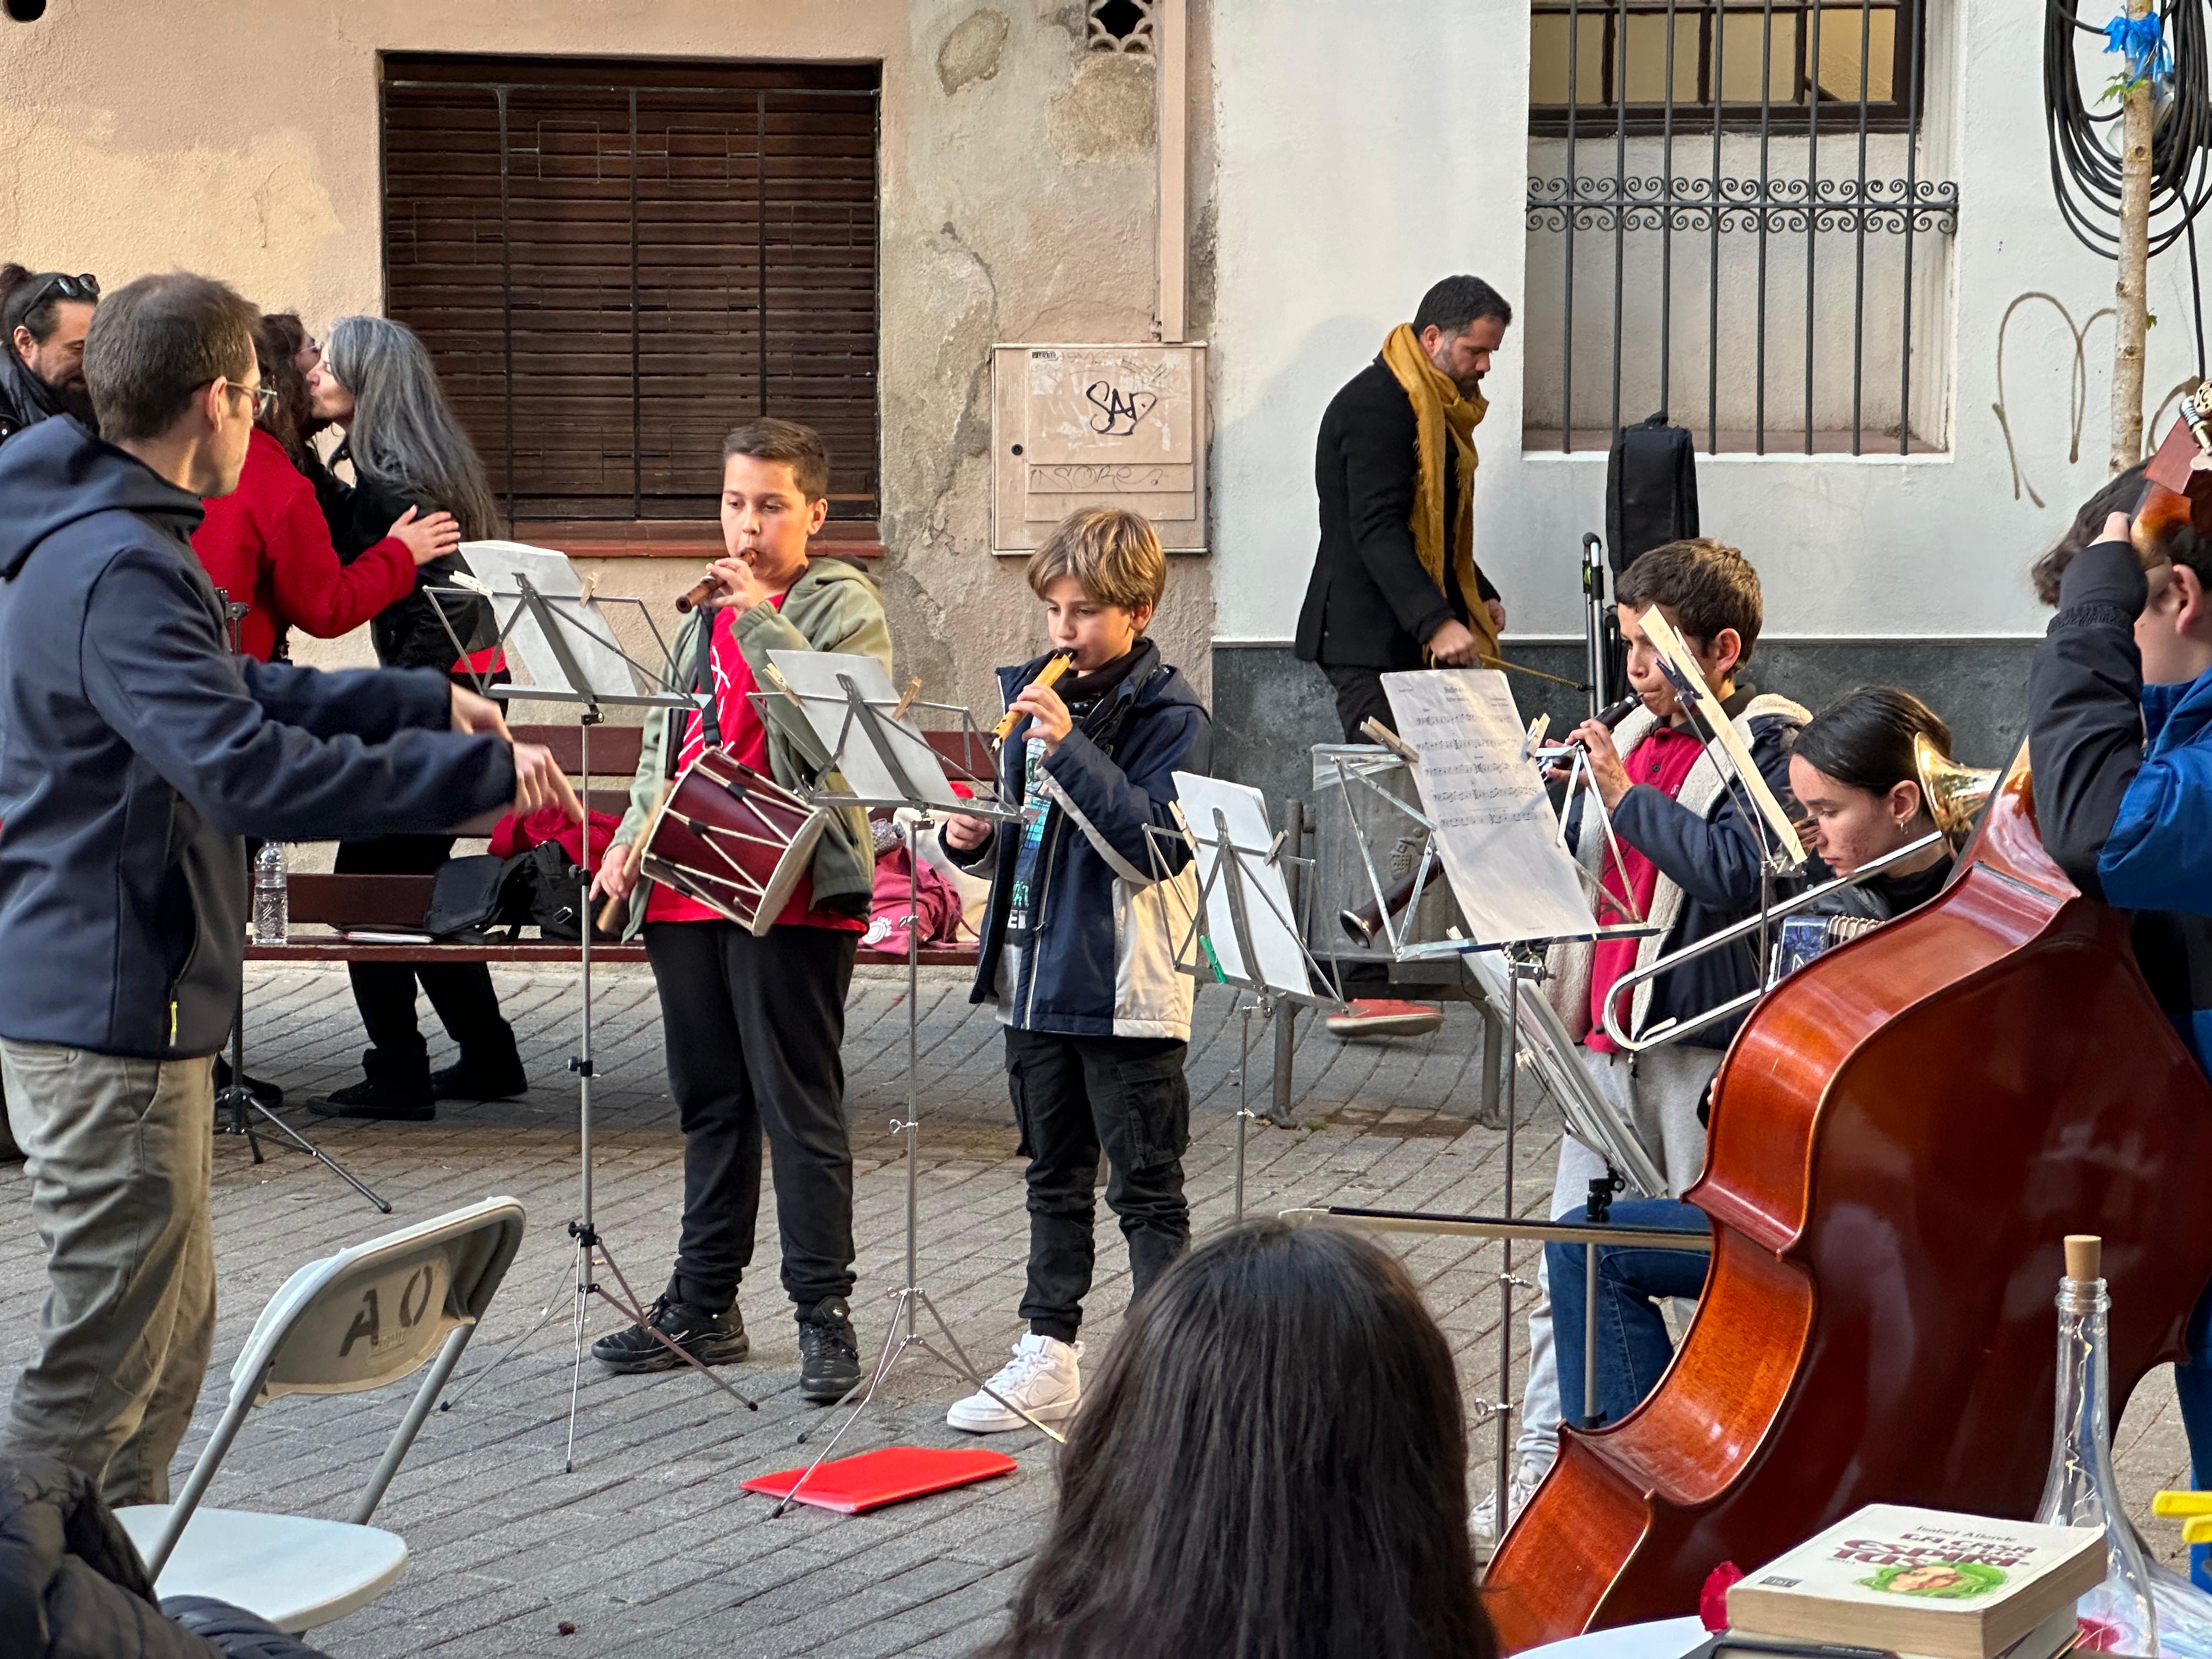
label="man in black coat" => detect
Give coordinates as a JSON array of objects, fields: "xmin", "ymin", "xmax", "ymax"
[
  {"xmin": 0, "ymin": 266, "xmax": 98, "ymax": 447},
  {"xmin": 0, "ymin": 273, "xmax": 576, "ymax": 1508},
  {"xmin": 1296, "ymin": 274, "xmax": 1514, "ymax": 742}
]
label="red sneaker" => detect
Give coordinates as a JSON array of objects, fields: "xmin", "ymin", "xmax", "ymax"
[{"xmin": 1325, "ymin": 998, "xmax": 1445, "ymax": 1039}]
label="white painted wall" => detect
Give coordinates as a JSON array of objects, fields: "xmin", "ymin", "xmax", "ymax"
[{"xmin": 1207, "ymin": 0, "xmax": 2201, "ymax": 644}]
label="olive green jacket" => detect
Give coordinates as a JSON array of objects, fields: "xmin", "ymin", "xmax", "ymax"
[{"xmin": 611, "ymin": 557, "xmax": 894, "ymax": 933}]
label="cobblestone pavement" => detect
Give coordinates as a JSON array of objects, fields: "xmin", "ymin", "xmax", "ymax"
[{"xmin": 0, "ymin": 963, "xmax": 2194, "ymax": 1656}]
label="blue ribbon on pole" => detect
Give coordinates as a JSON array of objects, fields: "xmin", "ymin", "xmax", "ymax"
[{"xmin": 2107, "ymin": 12, "xmax": 2174, "ymax": 86}]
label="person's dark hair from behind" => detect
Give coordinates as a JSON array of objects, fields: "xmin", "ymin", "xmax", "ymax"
[
  {"xmin": 251, "ymin": 312, "xmax": 319, "ymax": 471},
  {"xmin": 82, "ymin": 273, "xmax": 257, "ymax": 444},
  {"xmin": 1412, "ymin": 274, "xmax": 1514, "ymax": 338},
  {"xmin": 980, "ymin": 1220, "xmax": 1497, "ymax": 1659},
  {"xmin": 2030, "ymin": 460, "xmax": 2212, "ymax": 605},
  {"xmin": 1615, "ymin": 536, "xmax": 1764, "ymax": 663},
  {"xmin": 1793, "ymin": 686, "xmax": 1952, "ymax": 795}
]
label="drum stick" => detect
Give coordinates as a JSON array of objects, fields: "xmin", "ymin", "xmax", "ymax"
[
  {"xmin": 595, "ymin": 780, "xmax": 672, "ymax": 933},
  {"xmin": 992, "ymin": 654, "xmax": 1073, "ymax": 747}
]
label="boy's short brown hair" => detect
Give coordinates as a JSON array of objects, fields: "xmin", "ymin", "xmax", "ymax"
[
  {"xmin": 722, "ymin": 418, "xmax": 830, "ymax": 503},
  {"xmin": 1025, "ymin": 506, "xmax": 1167, "ymax": 616},
  {"xmin": 1615, "ymin": 537, "xmax": 1764, "ymax": 663}
]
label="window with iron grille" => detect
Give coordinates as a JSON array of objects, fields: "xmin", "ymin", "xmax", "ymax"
[
  {"xmin": 380, "ymin": 54, "xmax": 880, "ymax": 524},
  {"xmin": 1523, "ymin": 0, "xmax": 1958, "ymax": 456}
]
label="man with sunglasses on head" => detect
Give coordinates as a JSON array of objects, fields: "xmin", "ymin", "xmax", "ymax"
[
  {"xmin": 0, "ymin": 266, "xmax": 97, "ymax": 445},
  {"xmin": 0, "ymin": 272, "xmax": 576, "ymax": 1509}
]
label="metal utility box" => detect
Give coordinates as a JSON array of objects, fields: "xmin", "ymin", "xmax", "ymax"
[{"xmin": 990, "ymin": 342, "xmax": 1207, "ymax": 555}]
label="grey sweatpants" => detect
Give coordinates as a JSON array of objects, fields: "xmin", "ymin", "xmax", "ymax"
[
  {"xmin": 0, "ymin": 1041, "xmax": 216, "ymax": 1508},
  {"xmin": 1514, "ymin": 1042, "xmax": 1720, "ymax": 1470}
]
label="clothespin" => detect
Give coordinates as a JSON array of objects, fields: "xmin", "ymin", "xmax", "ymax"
[
  {"xmin": 577, "ymin": 571, "xmax": 601, "ymax": 606},
  {"xmin": 1359, "ymin": 716, "xmax": 1421, "ymax": 767},
  {"xmin": 759, "ymin": 660, "xmax": 805, "ymax": 708},
  {"xmin": 2154, "ymin": 1491, "xmax": 2212, "ymax": 1542},
  {"xmin": 891, "ymin": 675, "xmax": 923, "ymax": 722}
]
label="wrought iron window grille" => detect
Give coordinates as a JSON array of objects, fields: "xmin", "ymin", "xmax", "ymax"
[
  {"xmin": 1087, "ymin": 0, "xmax": 1156, "ymax": 54},
  {"xmin": 1525, "ymin": 0, "xmax": 1960, "ymax": 457}
]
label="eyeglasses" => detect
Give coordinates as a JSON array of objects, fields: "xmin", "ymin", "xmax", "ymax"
[
  {"xmin": 220, "ymin": 380, "xmax": 279, "ymax": 420},
  {"xmin": 29, "ymin": 273, "xmax": 98, "ymax": 307}
]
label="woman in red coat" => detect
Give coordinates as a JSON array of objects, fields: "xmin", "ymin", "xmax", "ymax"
[{"xmin": 191, "ymin": 313, "xmax": 455, "ymax": 661}]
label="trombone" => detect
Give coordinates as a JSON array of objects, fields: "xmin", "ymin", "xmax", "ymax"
[{"xmin": 1595, "ymin": 736, "xmax": 1999, "ymax": 1055}]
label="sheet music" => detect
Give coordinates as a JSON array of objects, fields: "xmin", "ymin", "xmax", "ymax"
[
  {"xmin": 765, "ymin": 651, "xmax": 967, "ymax": 809},
  {"xmin": 1638, "ymin": 605, "xmax": 1804, "ymax": 864},
  {"xmin": 1380, "ymin": 669, "xmax": 1597, "ymax": 947},
  {"xmin": 1171, "ymin": 774, "xmax": 1311, "ymax": 1000},
  {"xmin": 459, "ymin": 540, "xmax": 639, "ymax": 700}
]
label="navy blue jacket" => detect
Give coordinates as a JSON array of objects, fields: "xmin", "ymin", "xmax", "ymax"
[
  {"xmin": 0, "ymin": 419, "xmax": 516, "ymax": 1059},
  {"xmin": 2029, "ymin": 537, "xmax": 2212, "ymax": 1073},
  {"xmin": 1554, "ymin": 686, "xmax": 1808, "ymax": 1051},
  {"xmin": 955, "ymin": 641, "xmax": 1211, "ymax": 1039}
]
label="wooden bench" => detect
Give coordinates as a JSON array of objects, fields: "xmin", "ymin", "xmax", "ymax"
[{"xmin": 242, "ymin": 722, "xmax": 992, "ymax": 972}]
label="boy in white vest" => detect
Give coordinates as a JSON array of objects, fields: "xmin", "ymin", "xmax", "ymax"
[{"xmin": 1474, "ymin": 538, "xmax": 1807, "ymax": 1547}]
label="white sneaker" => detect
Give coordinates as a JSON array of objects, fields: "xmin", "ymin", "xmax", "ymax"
[
  {"xmin": 946, "ymin": 1333, "xmax": 1083, "ymax": 1433},
  {"xmin": 1468, "ymin": 1460, "xmax": 1547, "ymax": 1555}
]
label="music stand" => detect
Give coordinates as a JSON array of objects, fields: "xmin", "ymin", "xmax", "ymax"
[
  {"xmin": 421, "ymin": 561, "xmax": 764, "ymax": 1467},
  {"xmin": 742, "ymin": 653, "xmax": 1056, "ymax": 1517},
  {"xmin": 1150, "ymin": 774, "xmax": 1341, "ymax": 1221}
]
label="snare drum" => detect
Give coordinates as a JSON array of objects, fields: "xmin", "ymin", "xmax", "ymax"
[{"xmin": 637, "ymin": 748, "xmax": 830, "ymax": 935}]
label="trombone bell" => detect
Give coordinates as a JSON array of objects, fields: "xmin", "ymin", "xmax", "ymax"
[{"xmin": 1914, "ymin": 733, "xmax": 1999, "ymax": 844}]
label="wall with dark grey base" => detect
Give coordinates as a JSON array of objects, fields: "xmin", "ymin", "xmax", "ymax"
[{"xmin": 1210, "ymin": 637, "xmax": 2038, "ymax": 818}]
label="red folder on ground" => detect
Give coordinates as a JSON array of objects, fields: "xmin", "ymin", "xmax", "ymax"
[{"xmin": 740, "ymin": 1445, "xmax": 1019, "ymax": 1514}]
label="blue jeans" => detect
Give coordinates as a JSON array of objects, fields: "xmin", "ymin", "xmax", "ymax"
[{"xmin": 1549, "ymin": 1198, "xmax": 1711, "ymax": 1429}]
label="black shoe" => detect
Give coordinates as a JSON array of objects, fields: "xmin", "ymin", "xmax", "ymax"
[
  {"xmin": 797, "ymin": 1296, "xmax": 862, "ymax": 1404},
  {"xmin": 430, "ymin": 1060, "xmax": 529, "ymax": 1101},
  {"xmin": 306, "ymin": 1079, "xmax": 436, "ymax": 1122},
  {"xmin": 212, "ymin": 1058, "xmax": 284, "ymax": 1109},
  {"xmin": 591, "ymin": 1296, "xmax": 750, "ymax": 1374}
]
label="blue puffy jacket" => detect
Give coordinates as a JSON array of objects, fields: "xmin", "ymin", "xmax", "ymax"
[
  {"xmin": 2030, "ymin": 535, "xmax": 2212, "ymax": 1072},
  {"xmin": 0, "ymin": 418, "xmax": 516, "ymax": 1059},
  {"xmin": 955, "ymin": 641, "xmax": 1211, "ymax": 1040}
]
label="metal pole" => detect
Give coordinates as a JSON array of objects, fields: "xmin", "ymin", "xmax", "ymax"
[
  {"xmin": 1497, "ymin": 960, "xmax": 1521, "ymax": 1518},
  {"xmin": 1272, "ymin": 799, "xmax": 1303, "ymax": 1128},
  {"xmin": 579, "ymin": 717, "xmax": 594, "ymax": 1229},
  {"xmin": 2113, "ymin": 0, "xmax": 2156, "ymax": 472},
  {"xmin": 1584, "ymin": 1229, "xmax": 1601, "ymax": 1428},
  {"xmin": 1235, "ymin": 1000, "xmax": 1252, "ymax": 1222},
  {"xmin": 905, "ymin": 812, "xmax": 922, "ymax": 1340}
]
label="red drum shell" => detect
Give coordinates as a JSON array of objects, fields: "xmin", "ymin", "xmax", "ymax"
[{"xmin": 638, "ymin": 748, "xmax": 828, "ymax": 935}]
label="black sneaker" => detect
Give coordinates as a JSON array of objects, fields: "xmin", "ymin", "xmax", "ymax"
[
  {"xmin": 430, "ymin": 1060, "xmax": 529, "ymax": 1102},
  {"xmin": 797, "ymin": 1296, "xmax": 862, "ymax": 1404},
  {"xmin": 306, "ymin": 1079, "xmax": 435, "ymax": 1122},
  {"xmin": 591, "ymin": 1296, "xmax": 749, "ymax": 1374}
]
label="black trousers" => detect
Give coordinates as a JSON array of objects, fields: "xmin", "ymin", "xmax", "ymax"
[
  {"xmin": 334, "ymin": 834, "xmax": 517, "ymax": 1087},
  {"xmin": 1005, "ymin": 1028, "xmax": 1192, "ymax": 1342},
  {"xmin": 644, "ymin": 919, "xmax": 859, "ymax": 1313},
  {"xmin": 1320, "ymin": 663, "xmax": 1395, "ymax": 745}
]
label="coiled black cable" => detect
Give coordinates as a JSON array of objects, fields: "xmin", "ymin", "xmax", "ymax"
[{"xmin": 2046, "ymin": 0, "xmax": 2212, "ymax": 371}]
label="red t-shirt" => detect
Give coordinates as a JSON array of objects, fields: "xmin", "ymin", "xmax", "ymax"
[
  {"xmin": 1585, "ymin": 722, "xmax": 1706, "ymax": 1053},
  {"xmin": 645, "ymin": 597, "xmax": 861, "ymax": 932}
]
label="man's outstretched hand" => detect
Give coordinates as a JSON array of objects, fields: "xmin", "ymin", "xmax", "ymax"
[
  {"xmin": 450, "ymin": 684, "xmax": 511, "ymax": 738},
  {"xmin": 510, "ymin": 742, "xmax": 583, "ymax": 823}
]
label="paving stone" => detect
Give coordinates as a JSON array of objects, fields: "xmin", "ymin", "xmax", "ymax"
[{"xmin": 0, "ymin": 961, "xmax": 2188, "ymax": 1655}]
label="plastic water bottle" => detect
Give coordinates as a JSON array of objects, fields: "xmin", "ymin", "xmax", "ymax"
[{"xmin": 252, "ymin": 843, "xmax": 289, "ymax": 946}]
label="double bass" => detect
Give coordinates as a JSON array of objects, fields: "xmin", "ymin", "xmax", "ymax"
[{"xmin": 1484, "ymin": 625, "xmax": 2212, "ymax": 1647}]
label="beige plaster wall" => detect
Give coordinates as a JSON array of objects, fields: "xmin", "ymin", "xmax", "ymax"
[{"xmin": 0, "ymin": 0, "xmax": 1214, "ymax": 720}]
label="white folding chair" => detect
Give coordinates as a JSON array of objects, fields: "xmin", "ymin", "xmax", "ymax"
[{"xmin": 116, "ymin": 1196, "xmax": 527, "ymax": 1634}]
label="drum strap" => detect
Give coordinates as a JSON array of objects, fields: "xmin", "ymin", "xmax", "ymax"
[{"xmin": 692, "ymin": 614, "xmax": 724, "ymax": 752}]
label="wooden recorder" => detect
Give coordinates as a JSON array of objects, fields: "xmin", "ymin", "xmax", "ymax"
[{"xmin": 991, "ymin": 654, "xmax": 1074, "ymax": 746}]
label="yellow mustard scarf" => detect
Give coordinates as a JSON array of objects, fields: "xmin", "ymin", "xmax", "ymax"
[{"xmin": 1380, "ymin": 322, "xmax": 1500, "ymax": 663}]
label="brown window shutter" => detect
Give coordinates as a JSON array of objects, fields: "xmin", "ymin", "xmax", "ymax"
[{"xmin": 382, "ymin": 55, "xmax": 880, "ymax": 525}]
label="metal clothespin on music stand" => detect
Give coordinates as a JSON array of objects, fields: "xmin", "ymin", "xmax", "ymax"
[
  {"xmin": 422, "ymin": 550, "xmax": 763, "ymax": 1469},
  {"xmin": 742, "ymin": 650, "xmax": 1062, "ymax": 1516},
  {"xmin": 1143, "ymin": 775, "xmax": 1340, "ymax": 1222}
]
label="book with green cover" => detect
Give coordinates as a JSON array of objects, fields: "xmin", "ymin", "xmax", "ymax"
[{"xmin": 1725, "ymin": 1505, "xmax": 2106, "ymax": 1659}]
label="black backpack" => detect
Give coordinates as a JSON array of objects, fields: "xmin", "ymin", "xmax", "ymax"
[
  {"xmin": 1604, "ymin": 414, "xmax": 1700, "ymax": 577},
  {"xmin": 422, "ymin": 843, "xmax": 607, "ymax": 943}
]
